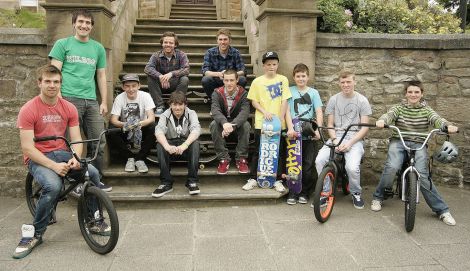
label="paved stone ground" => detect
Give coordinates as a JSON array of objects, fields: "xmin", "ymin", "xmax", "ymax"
[{"xmin": 1, "ymin": 185, "xmax": 470, "ymax": 271}]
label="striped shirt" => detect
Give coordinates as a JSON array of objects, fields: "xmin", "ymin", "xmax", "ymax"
[
  {"xmin": 379, "ymin": 100, "xmax": 449, "ymax": 142},
  {"xmin": 144, "ymin": 49, "xmax": 189, "ymax": 79}
]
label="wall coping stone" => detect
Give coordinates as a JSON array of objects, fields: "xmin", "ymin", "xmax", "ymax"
[
  {"xmin": 317, "ymin": 33, "xmax": 470, "ymax": 50},
  {"xmin": 256, "ymin": 8, "xmax": 323, "ymax": 21},
  {"xmin": 0, "ymin": 28, "xmax": 45, "ymax": 45},
  {"xmin": 41, "ymin": 3, "xmax": 115, "ymax": 18}
]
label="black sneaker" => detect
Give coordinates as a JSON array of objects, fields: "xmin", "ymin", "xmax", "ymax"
[
  {"xmin": 186, "ymin": 183, "xmax": 200, "ymax": 195},
  {"xmin": 89, "ymin": 220, "xmax": 111, "ymax": 236},
  {"xmin": 97, "ymin": 182, "xmax": 112, "ymax": 192},
  {"xmin": 352, "ymin": 193, "xmax": 365, "ymax": 209},
  {"xmin": 298, "ymin": 193, "xmax": 309, "ymax": 204},
  {"xmin": 286, "ymin": 191, "xmax": 297, "ymax": 205},
  {"xmin": 152, "ymin": 184, "xmax": 173, "ymax": 198}
]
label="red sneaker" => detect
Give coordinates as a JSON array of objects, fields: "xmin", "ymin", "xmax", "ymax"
[
  {"xmin": 236, "ymin": 158, "xmax": 250, "ymax": 174},
  {"xmin": 217, "ymin": 159, "xmax": 230, "ymax": 175}
]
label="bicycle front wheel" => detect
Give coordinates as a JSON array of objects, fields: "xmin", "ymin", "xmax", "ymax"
[
  {"xmin": 77, "ymin": 186, "xmax": 119, "ymax": 254},
  {"xmin": 404, "ymin": 171, "xmax": 418, "ymax": 232},
  {"xmin": 313, "ymin": 166, "xmax": 337, "ymax": 223}
]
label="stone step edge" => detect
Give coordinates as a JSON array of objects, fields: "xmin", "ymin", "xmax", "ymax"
[{"xmin": 108, "ymin": 191, "xmax": 286, "ymax": 201}]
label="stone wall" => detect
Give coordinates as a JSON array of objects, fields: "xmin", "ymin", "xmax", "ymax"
[
  {"xmin": 138, "ymin": 0, "xmax": 172, "ymax": 19},
  {"xmin": 0, "ymin": 29, "xmax": 47, "ymax": 196},
  {"xmin": 315, "ymin": 33, "xmax": 470, "ymax": 188}
]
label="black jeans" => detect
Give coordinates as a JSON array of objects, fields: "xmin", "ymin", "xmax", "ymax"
[
  {"xmin": 107, "ymin": 123, "xmax": 156, "ymax": 161},
  {"xmin": 301, "ymin": 139, "xmax": 320, "ymax": 196},
  {"xmin": 201, "ymin": 75, "xmax": 247, "ymax": 98},
  {"xmin": 156, "ymin": 138, "xmax": 200, "ymax": 186}
]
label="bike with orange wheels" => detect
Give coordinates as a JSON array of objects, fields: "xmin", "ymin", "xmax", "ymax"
[{"xmin": 308, "ymin": 122, "xmax": 376, "ymax": 223}]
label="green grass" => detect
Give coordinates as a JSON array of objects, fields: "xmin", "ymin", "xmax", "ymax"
[{"xmin": 0, "ymin": 8, "xmax": 45, "ymax": 28}]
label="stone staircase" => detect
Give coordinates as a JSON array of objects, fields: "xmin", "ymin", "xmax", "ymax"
[{"xmin": 104, "ymin": 3, "xmax": 286, "ymax": 205}]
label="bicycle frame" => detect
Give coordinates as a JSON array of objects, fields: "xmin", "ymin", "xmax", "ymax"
[{"xmin": 384, "ymin": 125, "xmax": 444, "ymax": 204}]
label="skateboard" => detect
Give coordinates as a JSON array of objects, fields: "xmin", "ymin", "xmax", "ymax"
[
  {"xmin": 192, "ymin": 91, "xmax": 210, "ymax": 103},
  {"xmin": 285, "ymin": 118, "xmax": 302, "ymax": 194},
  {"xmin": 257, "ymin": 116, "xmax": 281, "ymax": 188}
]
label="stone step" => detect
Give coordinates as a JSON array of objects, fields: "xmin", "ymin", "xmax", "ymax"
[
  {"xmin": 170, "ymin": 14, "xmax": 217, "ymax": 20},
  {"xmin": 170, "ymin": 10, "xmax": 217, "ymax": 17},
  {"xmin": 133, "ymin": 25, "xmax": 245, "ymax": 35},
  {"xmin": 136, "ymin": 19, "xmax": 243, "ymax": 28},
  {"xmin": 171, "ymin": 4, "xmax": 216, "ymax": 11},
  {"xmin": 131, "ymin": 33, "xmax": 247, "ymax": 44},
  {"xmin": 128, "ymin": 43, "xmax": 249, "ymax": 54},
  {"xmin": 116, "ymin": 72, "xmax": 255, "ymax": 86},
  {"xmin": 123, "ymin": 52, "xmax": 252, "ymax": 65},
  {"xmin": 122, "ymin": 61, "xmax": 254, "ymax": 75}
]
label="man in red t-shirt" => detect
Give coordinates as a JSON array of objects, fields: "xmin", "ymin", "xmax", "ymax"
[{"xmin": 13, "ymin": 65, "xmax": 106, "ymax": 259}]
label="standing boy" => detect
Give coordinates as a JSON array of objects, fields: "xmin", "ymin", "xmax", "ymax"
[
  {"xmin": 210, "ymin": 69, "xmax": 251, "ymax": 175},
  {"xmin": 285, "ymin": 63, "xmax": 323, "ymax": 205},
  {"xmin": 49, "ymin": 10, "xmax": 110, "ymax": 192},
  {"xmin": 242, "ymin": 51, "xmax": 292, "ymax": 192},
  {"xmin": 108, "ymin": 74, "xmax": 156, "ymax": 173},
  {"xmin": 315, "ymin": 71, "xmax": 372, "ymax": 209}
]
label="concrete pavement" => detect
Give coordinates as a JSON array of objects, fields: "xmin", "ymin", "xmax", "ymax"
[{"xmin": 1, "ymin": 185, "xmax": 470, "ymax": 271}]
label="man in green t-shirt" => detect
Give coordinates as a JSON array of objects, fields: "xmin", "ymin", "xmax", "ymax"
[{"xmin": 49, "ymin": 9, "xmax": 111, "ymax": 192}]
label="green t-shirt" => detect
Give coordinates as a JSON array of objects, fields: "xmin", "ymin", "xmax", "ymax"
[{"xmin": 49, "ymin": 36, "xmax": 106, "ymax": 100}]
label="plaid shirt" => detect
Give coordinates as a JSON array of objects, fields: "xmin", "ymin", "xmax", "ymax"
[
  {"xmin": 201, "ymin": 46, "xmax": 245, "ymax": 75},
  {"xmin": 144, "ymin": 49, "xmax": 189, "ymax": 79}
]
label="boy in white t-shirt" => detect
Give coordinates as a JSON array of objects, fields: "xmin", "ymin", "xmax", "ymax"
[{"xmin": 108, "ymin": 74, "xmax": 156, "ymax": 173}]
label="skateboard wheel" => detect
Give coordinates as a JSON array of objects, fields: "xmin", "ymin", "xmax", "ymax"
[
  {"xmin": 201, "ymin": 145, "xmax": 208, "ymax": 152},
  {"xmin": 203, "ymin": 98, "xmax": 208, "ymax": 103},
  {"xmin": 260, "ymin": 180, "xmax": 271, "ymax": 188},
  {"xmin": 199, "ymin": 164, "xmax": 205, "ymax": 169}
]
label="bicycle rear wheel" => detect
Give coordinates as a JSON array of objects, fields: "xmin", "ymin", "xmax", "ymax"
[
  {"xmin": 313, "ymin": 166, "xmax": 337, "ymax": 223},
  {"xmin": 25, "ymin": 173, "xmax": 41, "ymax": 217},
  {"xmin": 404, "ymin": 171, "xmax": 418, "ymax": 232},
  {"xmin": 77, "ymin": 186, "xmax": 119, "ymax": 254}
]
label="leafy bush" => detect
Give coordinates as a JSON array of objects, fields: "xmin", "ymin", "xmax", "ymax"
[
  {"xmin": 317, "ymin": 0, "xmax": 462, "ymax": 34},
  {"xmin": 0, "ymin": 8, "xmax": 45, "ymax": 28}
]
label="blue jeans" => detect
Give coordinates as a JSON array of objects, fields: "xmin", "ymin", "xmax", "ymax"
[
  {"xmin": 372, "ymin": 139, "xmax": 449, "ymax": 215},
  {"xmin": 315, "ymin": 139, "xmax": 364, "ymax": 194},
  {"xmin": 156, "ymin": 138, "xmax": 200, "ymax": 185},
  {"xmin": 28, "ymin": 150, "xmax": 101, "ymax": 237},
  {"xmin": 147, "ymin": 76, "xmax": 189, "ymax": 109},
  {"xmin": 63, "ymin": 97, "xmax": 106, "ymax": 175},
  {"xmin": 201, "ymin": 76, "xmax": 247, "ymax": 98}
]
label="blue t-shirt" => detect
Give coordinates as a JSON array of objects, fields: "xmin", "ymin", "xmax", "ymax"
[{"xmin": 288, "ymin": 86, "xmax": 323, "ymax": 139}]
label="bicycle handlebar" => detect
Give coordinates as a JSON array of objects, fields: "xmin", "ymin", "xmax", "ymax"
[
  {"xmin": 33, "ymin": 128, "xmax": 123, "ymax": 164},
  {"xmin": 382, "ymin": 125, "xmax": 449, "ymax": 152}
]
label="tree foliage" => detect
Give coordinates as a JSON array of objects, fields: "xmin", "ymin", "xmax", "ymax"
[{"xmin": 317, "ymin": 0, "xmax": 463, "ymax": 34}]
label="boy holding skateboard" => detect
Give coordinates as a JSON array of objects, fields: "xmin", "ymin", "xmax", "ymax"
[
  {"xmin": 242, "ymin": 51, "xmax": 293, "ymax": 192},
  {"xmin": 285, "ymin": 63, "xmax": 323, "ymax": 205}
]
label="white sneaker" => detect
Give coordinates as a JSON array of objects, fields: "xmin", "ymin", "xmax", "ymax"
[
  {"xmin": 439, "ymin": 212, "xmax": 456, "ymax": 226},
  {"xmin": 135, "ymin": 160, "xmax": 148, "ymax": 173},
  {"xmin": 371, "ymin": 199, "xmax": 382, "ymax": 212},
  {"xmin": 242, "ymin": 178, "xmax": 258, "ymax": 191},
  {"xmin": 125, "ymin": 158, "xmax": 135, "ymax": 172},
  {"xmin": 273, "ymin": 180, "xmax": 286, "ymax": 193}
]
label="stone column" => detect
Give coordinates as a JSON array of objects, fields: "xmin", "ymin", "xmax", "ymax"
[{"xmin": 254, "ymin": 0, "xmax": 322, "ymax": 82}]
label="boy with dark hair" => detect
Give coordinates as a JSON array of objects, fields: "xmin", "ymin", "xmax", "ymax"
[
  {"xmin": 285, "ymin": 63, "xmax": 323, "ymax": 205},
  {"xmin": 210, "ymin": 69, "xmax": 251, "ymax": 174},
  {"xmin": 152, "ymin": 91, "xmax": 201, "ymax": 197}
]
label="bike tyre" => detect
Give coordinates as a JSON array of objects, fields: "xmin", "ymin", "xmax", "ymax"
[
  {"xmin": 25, "ymin": 173, "xmax": 41, "ymax": 217},
  {"xmin": 313, "ymin": 166, "xmax": 336, "ymax": 223},
  {"xmin": 77, "ymin": 186, "xmax": 119, "ymax": 254},
  {"xmin": 404, "ymin": 171, "xmax": 418, "ymax": 232}
]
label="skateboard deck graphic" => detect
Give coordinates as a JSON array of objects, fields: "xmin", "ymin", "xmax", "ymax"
[
  {"xmin": 285, "ymin": 118, "xmax": 302, "ymax": 194},
  {"xmin": 257, "ymin": 116, "xmax": 281, "ymax": 188}
]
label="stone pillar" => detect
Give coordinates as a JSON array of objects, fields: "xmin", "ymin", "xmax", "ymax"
[{"xmin": 254, "ymin": 0, "xmax": 322, "ymax": 82}]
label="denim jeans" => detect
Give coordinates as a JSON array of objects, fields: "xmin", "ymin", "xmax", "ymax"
[
  {"xmin": 209, "ymin": 120, "xmax": 250, "ymax": 161},
  {"xmin": 147, "ymin": 76, "xmax": 189, "ymax": 109},
  {"xmin": 201, "ymin": 76, "xmax": 247, "ymax": 98},
  {"xmin": 28, "ymin": 150, "xmax": 101, "ymax": 237},
  {"xmin": 372, "ymin": 139, "xmax": 449, "ymax": 215},
  {"xmin": 156, "ymin": 138, "xmax": 199, "ymax": 185},
  {"xmin": 63, "ymin": 97, "xmax": 106, "ymax": 175},
  {"xmin": 315, "ymin": 139, "xmax": 364, "ymax": 195}
]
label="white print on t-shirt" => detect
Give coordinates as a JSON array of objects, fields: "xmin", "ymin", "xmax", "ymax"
[
  {"xmin": 42, "ymin": 114, "xmax": 62, "ymax": 123},
  {"xmin": 65, "ymin": 55, "xmax": 97, "ymax": 66}
]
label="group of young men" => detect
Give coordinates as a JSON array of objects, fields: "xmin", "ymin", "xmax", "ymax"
[{"xmin": 13, "ymin": 8, "xmax": 460, "ymax": 260}]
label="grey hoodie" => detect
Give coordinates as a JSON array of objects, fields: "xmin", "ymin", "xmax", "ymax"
[{"xmin": 155, "ymin": 107, "xmax": 201, "ymax": 140}]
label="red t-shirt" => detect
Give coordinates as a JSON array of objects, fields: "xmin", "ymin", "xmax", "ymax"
[{"xmin": 17, "ymin": 96, "xmax": 79, "ymax": 163}]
